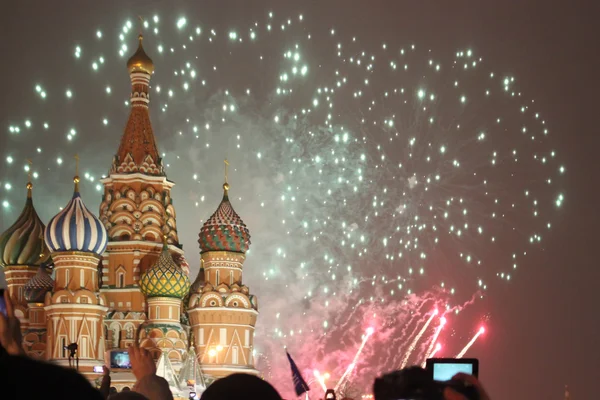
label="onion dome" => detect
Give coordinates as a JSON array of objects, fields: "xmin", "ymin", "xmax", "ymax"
[
  {"xmin": 0, "ymin": 182, "xmax": 50, "ymax": 267},
  {"xmin": 45, "ymin": 176, "xmax": 108, "ymax": 255},
  {"xmin": 198, "ymin": 182, "xmax": 251, "ymax": 253},
  {"xmin": 127, "ymin": 35, "xmax": 154, "ymax": 74},
  {"xmin": 140, "ymin": 242, "xmax": 190, "ymax": 299},
  {"xmin": 24, "ymin": 264, "xmax": 54, "ymax": 303}
]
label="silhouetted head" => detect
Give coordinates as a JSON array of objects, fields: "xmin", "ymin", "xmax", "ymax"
[
  {"xmin": 201, "ymin": 374, "xmax": 282, "ymax": 400},
  {"xmin": 373, "ymin": 367, "xmax": 443, "ymax": 400},
  {"xmin": 108, "ymin": 391, "xmax": 148, "ymax": 400}
]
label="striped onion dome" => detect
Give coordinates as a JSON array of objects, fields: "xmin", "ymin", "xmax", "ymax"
[
  {"xmin": 198, "ymin": 183, "xmax": 251, "ymax": 253},
  {"xmin": 140, "ymin": 242, "xmax": 190, "ymax": 299},
  {"xmin": 24, "ymin": 264, "xmax": 54, "ymax": 303},
  {"xmin": 0, "ymin": 183, "xmax": 50, "ymax": 267},
  {"xmin": 45, "ymin": 177, "xmax": 108, "ymax": 255}
]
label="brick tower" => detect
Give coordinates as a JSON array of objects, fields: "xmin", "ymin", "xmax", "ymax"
[
  {"xmin": 188, "ymin": 166, "xmax": 259, "ymax": 383},
  {"xmin": 98, "ymin": 34, "xmax": 185, "ymax": 357},
  {"xmin": 43, "ymin": 173, "xmax": 109, "ymax": 378}
]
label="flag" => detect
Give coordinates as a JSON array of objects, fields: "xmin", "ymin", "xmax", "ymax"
[{"xmin": 286, "ymin": 351, "xmax": 310, "ymax": 396}]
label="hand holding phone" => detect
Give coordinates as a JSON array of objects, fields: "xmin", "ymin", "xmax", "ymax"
[
  {"xmin": 128, "ymin": 345, "xmax": 157, "ymax": 382},
  {"xmin": 426, "ymin": 358, "xmax": 479, "ymax": 381}
]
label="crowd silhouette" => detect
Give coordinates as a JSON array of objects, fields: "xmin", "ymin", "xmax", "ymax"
[{"xmin": 0, "ymin": 290, "xmax": 489, "ymax": 400}]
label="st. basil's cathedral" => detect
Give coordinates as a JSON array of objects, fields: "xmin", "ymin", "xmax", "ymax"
[{"xmin": 0, "ymin": 34, "xmax": 258, "ymax": 397}]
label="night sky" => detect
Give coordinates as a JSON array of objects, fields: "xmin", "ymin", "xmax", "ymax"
[{"xmin": 1, "ymin": 1, "xmax": 598, "ymax": 399}]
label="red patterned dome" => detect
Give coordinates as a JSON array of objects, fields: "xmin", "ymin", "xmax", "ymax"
[{"xmin": 198, "ymin": 184, "xmax": 251, "ymax": 254}]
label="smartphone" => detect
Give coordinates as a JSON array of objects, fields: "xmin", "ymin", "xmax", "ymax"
[
  {"xmin": 110, "ymin": 350, "xmax": 132, "ymax": 369},
  {"xmin": 426, "ymin": 358, "xmax": 479, "ymax": 381},
  {"xmin": 93, "ymin": 365, "xmax": 104, "ymax": 373},
  {"xmin": 0, "ymin": 289, "xmax": 7, "ymax": 317}
]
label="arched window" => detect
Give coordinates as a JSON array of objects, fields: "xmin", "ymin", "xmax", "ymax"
[
  {"xmin": 118, "ymin": 273, "xmax": 124, "ymax": 288},
  {"xmin": 215, "ymin": 270, "xmax": 220, "ymax": 285},
  {"xmin": 230, "ymin": 271, "xmax": 233, "ymax": 285},
  {"xmin": 65, "ymin": 269, "xmax": 70, "ymax": 286},
  {"xmin": 155, "ymin": 306, "xmax": 160, "ymax": 319}
]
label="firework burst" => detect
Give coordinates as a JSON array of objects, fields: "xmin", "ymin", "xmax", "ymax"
[{"xmin": 1, "ymin": 9, "xmax": 564, "ymax": 396}]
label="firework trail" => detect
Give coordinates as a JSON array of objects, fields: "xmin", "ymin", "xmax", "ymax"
[
  {"xmin": 313, "ymin": 370, "xmax": 329, "ymax": 392},
  {"xmin": 456, "ymin": 327, "xmax": 485, "ymax": 358},
  {"xmin": 335, "ymin": 326, "xmax": 375, "ymax": 391},
  {"xmin": 429, "ymin": 343, "xmax": 442, "ymax": 358},
  {"xmin": 400, "ymin": 309, "xmax": 438, "ymax": 368},
  {"xmin": 422, "ymin": 316, "xmax": 447, "ymax": 367}
]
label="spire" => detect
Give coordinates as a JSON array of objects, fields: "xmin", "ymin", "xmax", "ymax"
[
  {"xmin": 156, "ymin": 350, "xmax": 182, "ymax": 391},
  {"xmin": 26, "ymin": 159, "xmax": 33, "ymax": 198},
  {"xmin": 113, "ymin": 32, "xmax": 162, "ymax": 176},
  {"xmin": 74, "ymin": 154, "xmax": 80, "ymax": 193},
  {"xmin": 223, "ymin": 159, "xmax": 230, "ymax": 197}
]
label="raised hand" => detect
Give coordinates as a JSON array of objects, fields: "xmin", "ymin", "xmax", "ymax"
[
  {"xmin": 128, "ymin": 344, "xmax": 156, "ymax": 381},
  {"xmin": 451, "ymin": 373, "xmax": 491, "ymax": 400}
]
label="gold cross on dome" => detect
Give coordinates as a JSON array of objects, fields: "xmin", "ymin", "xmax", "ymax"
[
  {"xmin": 74, "ymin": 154, "xmax": 80, "ymax": 176},
  {"xmin": 138, "ymin": 16, "xmax": 145, "ymax": 36},
  {"xmin": 26, "ymin": 159, "xmax": 33, "ymax": 182},
  {"xmin": 224, "ymin": 159, "xmax": 230, "ymax": 184}
]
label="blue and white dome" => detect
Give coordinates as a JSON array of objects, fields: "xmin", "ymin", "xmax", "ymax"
[{"xmin": 45, "ymin": 179, "xmax": 108, "ymax": 255}]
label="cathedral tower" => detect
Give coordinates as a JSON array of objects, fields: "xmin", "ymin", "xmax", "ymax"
[
  {"xmin": 138, "ymin": 239, "xmax": 190, "ymax": 367},
  {"xmin": 44, "ymin": 172, "xmax": 109, "ymax": 378},
  {"xmin": 0, "ymin": 172, "xmax": 50, "ymax": 326},
  {"xmin": 99, "ymin": 34, "xmax": 184, "ymax": 350},
  {"xmin": 188, "ymin": 165, "xmax": 259, "ymax": 382}
]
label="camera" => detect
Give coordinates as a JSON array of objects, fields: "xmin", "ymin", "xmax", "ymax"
[
  {"xmin": 373, "ymin": 361, "xmax": 480, "ymax": 400},
  {"xmin": 64, "ymin": 343, "xmax": 78, "ymax": 357},
  {"xmin": 425, "ymin": 358, "xmax": 478, "ymax": 381},
  {"xmin": 109, "ymin": 350, "xmax": 132, "ymax": 369}
]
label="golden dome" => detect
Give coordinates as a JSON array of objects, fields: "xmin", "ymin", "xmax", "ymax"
[{"xmin": 127, "ymin": 35, "xmax": 154, "ymax": 74}]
